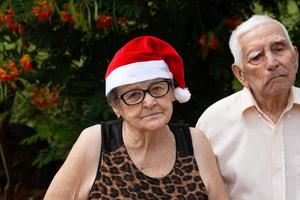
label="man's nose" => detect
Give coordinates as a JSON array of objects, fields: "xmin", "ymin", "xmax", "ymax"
[{"xmin": 265, "ymin": 52, "xmax": 279, "ymax": 70}]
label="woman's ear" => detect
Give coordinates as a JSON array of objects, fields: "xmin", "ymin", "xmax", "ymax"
[
  {"xmin": 232, "ymin": 64, "xmax": 248, "ymax": 87},
  {"xmin": 170, "ymin": 85, "xmax": 176, "ymax": 102},
  {"xmin": 171, "ymin": 93, "xmax": 176, "ymax": 102},
  {"xmin": 111, "ymin": 103, "xmax": 121, "ymax": 118}
]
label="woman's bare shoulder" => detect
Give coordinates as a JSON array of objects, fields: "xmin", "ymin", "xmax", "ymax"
[
  {"xmin": 189, "ymin": 127, "xmax": 210, "ymax": 149},
  {"xmin": 189, "ymin": 127, "xmax": 229, "ymax": 200},
  {"xmin": 80, "ymin": 124, "xmax": 101, "ymax": 142},
  {"xmin": 44, "ymin": 124, "xmax": 102, "ymax": 200}
]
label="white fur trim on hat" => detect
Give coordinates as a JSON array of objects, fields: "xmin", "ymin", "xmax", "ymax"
[
  {"xmin": 174, "ymin": 87, "xmax": 191, "ymax": 103},
  {"xmin": 105, "ymin": 60, "xmax": 173, "ymax": 95}
]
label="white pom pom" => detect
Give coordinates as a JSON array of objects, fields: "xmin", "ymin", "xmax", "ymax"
[{"xmin": 174, "ymin": 87, "xmax": 191, "ymax": 103}]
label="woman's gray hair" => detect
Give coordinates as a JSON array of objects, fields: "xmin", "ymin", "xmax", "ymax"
[
  {"xmin": 229, "ymin": 15, "xmax": 293, "ymax": 68},
  {"xmin": 106, "ymin": 88, "xmax": 119, "ymax": 106}
]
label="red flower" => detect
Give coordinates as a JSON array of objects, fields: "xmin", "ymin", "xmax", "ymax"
[
  {"xmin": 96, "ymin": 15, "xmax": 113, "ymax": 29},
  {"xmin": 5, "ymin": 14, "xmax": 12, "ymax": 24},
  {"xmin": 118, "ymin": 16, "xmax": 127, "ymax": 24},
  {"xmin": 198, "ymin": 34, "xmax": 207, "ymax": 46},
  {"xmin": 18, "ymin": 24, "xmax": 25, "ymax": 35},
  {"xmin": 32, "ymin": 86, "xmax": 60, "ymax": 109},
  {"xmin": 7, "ymin": 22, "xmax": 18, "ymax": 32},
  {"xmin": 0, "ymin": 61, "xmax": 19, "ymax": 83},
  {"xmin": 32, "ymin": 7, "xmax": 41, "ymax": 16},
  {"xmin": 6, "ymin": 8, "xmax": 14, "ymax": 16},
  {"xmin": 20, "ymin": 54, "xmax": 32, "ymax": 71},
  {"xmin": 61, "ymin": 11, "xmax": 74, "ymax": 25},
  {"xmin": 41, "ymin": 0, "xmax": 48, "ymax": 9},
  {"xmin": 198, "ymin": 33, "xmax": 218, "ymax": 55},
  {"xmin": 198, "ymin": 34, "xmax": 209, "ymax": 54},
  {"xmin": 0, "ymin": 12, "xmax": 3, "ymax": 24},
  {"xmin": 32, "ymin": 96, "xmax": 47, "ymax": 108},
  {"xmin": 209, "ymin": 36, "xmax": 218, "ymax": 50},
  {"xmin": 4, "ymin": 8, "xmax": 20, "ymax": 33},
  {"xmin": 32, "ymin": 1, "xmax": 53, "ymax": 22},
  {"xmin": 224, "ymin": 18, "xmax": 241, "ymax": 30},
  {"xmin": 38, "ymin": 11, "xmax": 48, "ymax": 22}
]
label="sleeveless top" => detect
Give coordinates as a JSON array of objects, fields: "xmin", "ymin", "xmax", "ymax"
[{"xmin": 89, "ymin": 120, "xmax": 208, "ymax": 199}]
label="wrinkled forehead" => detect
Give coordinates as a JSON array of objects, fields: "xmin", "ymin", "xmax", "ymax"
[
  {"xmin": 240, "ymin": 22, "xmax": 286, "ymax": 44},
  {"xmin": 239, "ymin": 22, "xmax": 289, "ymax": 54}
]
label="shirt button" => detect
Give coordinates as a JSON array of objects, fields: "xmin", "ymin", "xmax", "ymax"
[{"xmin": 273, "ymin": 167, "xmax": 282, "ymax": 175}]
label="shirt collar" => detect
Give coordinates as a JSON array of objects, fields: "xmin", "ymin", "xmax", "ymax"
[
  {"xmin": 238, "ymin": 87, "xmax": 257, "ymax": 112},
  {"xmin": 291, "ymin": 86, "xmax": 300, "ymax": 105},
  {"xmin": 239, "ymin": 86, "xmax": 300, "ymax": 113}
]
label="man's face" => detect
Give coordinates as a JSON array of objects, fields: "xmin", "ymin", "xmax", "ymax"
[{"xmin": 235, "ymin": 22, "xmax": 298, "ymax": 99}]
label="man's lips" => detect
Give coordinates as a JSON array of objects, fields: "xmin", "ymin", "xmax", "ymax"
[{"xmin": 269, "ymin": 73, "xmax": 287, "ymax": 81}]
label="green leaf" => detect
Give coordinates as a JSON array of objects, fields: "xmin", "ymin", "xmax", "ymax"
[
  {"xmin": 3, "ymin": 35, "xmax": 12, "ymax": 42},
  {"xmin": 16, "ymin": 38, "xmax": 23, "ymax": 53},
  {"xmin": 3, "ymin": 42, "xmax": 16, "ymax": 51},
  {"xmin": 35, "ymin": 51, "xmax": 49, "ymax": 62},
  {"xmin": 27, "ymin": 43, "xmax": 37, "ymax": 53},
  {"xmin": 71, "ymin": 55, "xmax": 86, "ymax": 69},
  {"xmin": 94, "ymin": 0, "xmax": 98, "ymax": 20},
  {"xmin": 70, "ymin": 0, "xmax": 80, "ymax": 26},
  {"xmin": 232, "ymin": 77, "xmax": 243, "ymax": 92}
]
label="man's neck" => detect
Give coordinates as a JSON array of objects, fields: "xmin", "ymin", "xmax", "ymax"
[{"xmin": 252, "ymin": 89, "xmax": 291, "ymax": 124}]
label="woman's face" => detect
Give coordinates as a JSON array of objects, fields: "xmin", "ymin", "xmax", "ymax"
[{"xmin": 111, "ymin": 78, "xmax": 175, "ymax": 132}]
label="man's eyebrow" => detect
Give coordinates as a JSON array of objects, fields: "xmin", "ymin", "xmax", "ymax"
[
  {"xmin": 247, "ymin": 50, "xmax": 261, "ymax": 60},
  {"xmin": 272, "ymin": 37, "xmax": 287, "ymax": 44}
]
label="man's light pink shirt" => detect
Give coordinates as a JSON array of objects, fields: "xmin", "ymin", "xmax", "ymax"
[{"xmin": 196, "ymin": 86, "xmax": 300, "ymax": 200}]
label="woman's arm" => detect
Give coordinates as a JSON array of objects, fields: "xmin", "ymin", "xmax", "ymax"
[
  {"xmin": 190, "ymin": 127, "xmax": 229, "ymax": 200},
  {"xmin": 44, "ymin": 124, "xmax": 102, "ymax": 200}
]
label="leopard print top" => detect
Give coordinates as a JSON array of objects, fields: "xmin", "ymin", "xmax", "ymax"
[{"xmin": 89, "ymin": 120, "xmax": 208, "ymax": 199}]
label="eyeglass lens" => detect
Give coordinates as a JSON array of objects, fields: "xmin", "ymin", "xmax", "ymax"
[{"xmin": 120, "ymin": 80, "xmax": 170, "ymax": 105}]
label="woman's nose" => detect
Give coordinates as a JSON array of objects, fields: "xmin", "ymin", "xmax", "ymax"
[{"xmin": 142, "ymin": 92, "xmax": 157, "ymax": 107}]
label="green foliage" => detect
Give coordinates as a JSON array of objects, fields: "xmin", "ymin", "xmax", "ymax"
[{"xmin": 1, "ymin": 0, "xmax": 300, "ymax": 168}]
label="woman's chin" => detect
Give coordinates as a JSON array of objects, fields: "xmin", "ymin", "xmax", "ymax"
[{"xmin": 141, "ymin": 116, "xmax": 168, "ymax": 131}]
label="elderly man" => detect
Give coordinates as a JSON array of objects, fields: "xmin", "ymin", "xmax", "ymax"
[{"xmin": 196, "ymin": 15, "xmax": 299, "ymax": 200}]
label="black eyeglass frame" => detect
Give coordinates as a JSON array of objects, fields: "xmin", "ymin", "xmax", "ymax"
[{"xmin": 117, "ymin": 80, "xmax": 172, "ymax": 106}]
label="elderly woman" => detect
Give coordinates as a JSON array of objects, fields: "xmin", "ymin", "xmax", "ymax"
[{"xmin": 44, "ymin": 36, "xmax": 228, "ymax": 200}]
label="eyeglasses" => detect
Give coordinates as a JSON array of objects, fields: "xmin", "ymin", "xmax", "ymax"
[{"xmin": 118, "ymin": 80, "xmax": 171, "ymax": 106}]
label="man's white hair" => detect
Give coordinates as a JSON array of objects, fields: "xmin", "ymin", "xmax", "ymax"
[{"xmin": 229, "ymin": 15, "xmax": 293, "ymax": 68}]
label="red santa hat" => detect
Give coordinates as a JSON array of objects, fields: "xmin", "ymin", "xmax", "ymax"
[{"xmin": 105, "ymin": 36, "xmax": 191, "ymax": 103}]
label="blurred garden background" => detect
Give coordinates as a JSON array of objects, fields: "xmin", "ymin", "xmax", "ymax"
[{"xmin": 0, "ymin": 0, "xmax": 300, "ymax": 199}]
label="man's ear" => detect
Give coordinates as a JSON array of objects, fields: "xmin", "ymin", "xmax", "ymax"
[
  {"xmin": 293, "ymin": 46, "xmax": 299, "ymax": 71},
  {"xmin": 231, "ymin": 64, "xmax": 248, "ymax": 87}
]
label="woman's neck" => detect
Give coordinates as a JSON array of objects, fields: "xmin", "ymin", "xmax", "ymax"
[
  {"xmin": 122, "ymin": 122, "xmax": 171, "ymax": 150},
  {"xmin": 122, "ymin": 121, "xmax": 176, "ymax": 177}
]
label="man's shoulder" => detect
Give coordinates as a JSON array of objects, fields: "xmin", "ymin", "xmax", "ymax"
[
  {"xmin": 293, "ymin": 86, "xmax": 300, "ymax": 94},
  {"xmin": 203, "ymin": 90, "xmax": 245, "ymax": 114},
  {"xmin": 292, "ymin": 86, "xmax": 300, "ymax": 104},
  {"xmin": 196, "ymin": 90, "xmax": 246, "ymax": 130}
]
